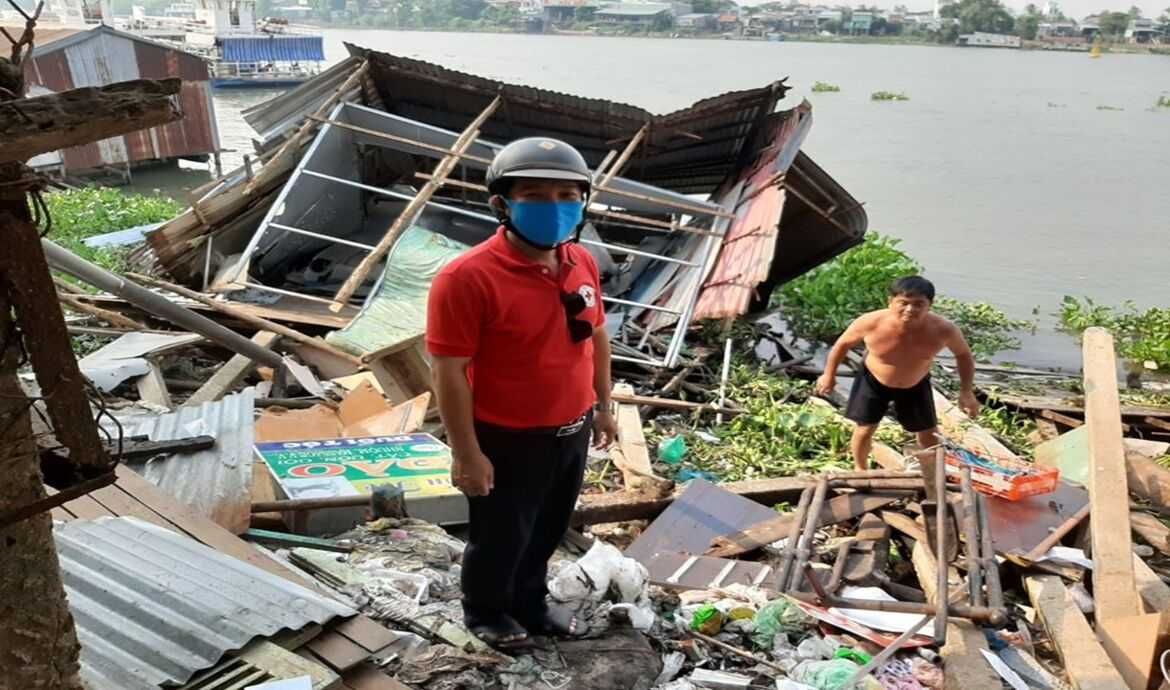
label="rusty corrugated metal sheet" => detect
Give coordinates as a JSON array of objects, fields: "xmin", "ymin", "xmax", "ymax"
[
  {"xmin": 19, "ymin": 25, "xmax": 218, "ymax": 172},
  {"xmin": 353, "ymin": 45, "xmax": 786, "ymax": 195}
]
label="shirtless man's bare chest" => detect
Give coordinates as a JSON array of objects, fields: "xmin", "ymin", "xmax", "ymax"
[{"xmin": 864, "ymin": 314, "xmax": 950, "ymax": 388}]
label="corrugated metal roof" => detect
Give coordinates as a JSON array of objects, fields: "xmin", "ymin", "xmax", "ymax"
[
  {"xmin": 243, "ymin": 55, "xmax": 365, "ymax": 143},
  {"xmin": 103, "ymin": 388, "xmax": 256, "ymax": 534},
  {"xmin": 222, "ymin": 35, "xmax": 325, "ymax": 63},
  {"xmin": 56, "ymin": 516, "xmax": 355, "ymax": 690},
  {"xmin": 352, "ymin": 45, "xmax": 787, "ymax": 194}
]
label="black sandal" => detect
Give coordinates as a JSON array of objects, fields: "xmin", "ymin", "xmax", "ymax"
[{"xmin": 467, "ymin": 613, "xmax": 530, "ymax": 648}]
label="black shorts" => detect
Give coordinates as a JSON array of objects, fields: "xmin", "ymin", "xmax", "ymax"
[{"xmin": 845, "ymin": 364, "xmax": 937, "ymax": 433}]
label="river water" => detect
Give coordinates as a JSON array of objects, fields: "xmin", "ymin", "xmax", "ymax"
[{"xmin": 155, "ymin": 32, "xmax": 1170, "ymax": 369}]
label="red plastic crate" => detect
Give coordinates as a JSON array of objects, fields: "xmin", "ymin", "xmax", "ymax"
[{"xmin": 942, "ymin": 443, "xmax": 1060, "ymax": 501}]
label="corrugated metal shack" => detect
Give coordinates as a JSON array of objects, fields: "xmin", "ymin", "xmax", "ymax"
[{"xmin": 16, "ymin": 24, "xmax": 221, "ymax": 177}]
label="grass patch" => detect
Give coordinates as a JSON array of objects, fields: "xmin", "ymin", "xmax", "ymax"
[
  {"xmin": 871, "ymin": 91, "xmax": 909, "ymax": 101},
  {"xmin": 45, "ymin": 188, "xmax": 183, "ymax": 275},
  {"xmin": 812, "ymin": 81, "xmax": 841, "ymax": 93}
]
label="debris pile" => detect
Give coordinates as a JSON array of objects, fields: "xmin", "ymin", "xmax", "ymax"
[{"xmin": 8, "ymin": 38, "xmax": 1170, "ymax": 690}]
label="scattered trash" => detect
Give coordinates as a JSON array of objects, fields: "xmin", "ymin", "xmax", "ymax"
[{"xmin": 659, "ymin": 436, "xmax": 689, "ymax": 465}]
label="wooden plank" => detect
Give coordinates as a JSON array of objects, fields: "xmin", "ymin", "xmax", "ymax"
[
  {"xmin": 1145, "ymin": 416, "xmax": 1170, "ymax": 432},
  {"xmin": 305, "ymin": 632, "xmax": 370, "ymax": 672},
  {"xmin": 1133, "ymin": 553, "xmax": 1170, "ymax": 613},
  {"xmin": 1130, "ymin": 511, "xmax": 1170, "ymax": 556},
  {"xmin": 87, "ymin": 484, "xmax": 178, "ymax": 532},
  {"xmin": 187, "ymin": 331, "xmax": 280, "ymax": 406},
  {"xmin": 1097, "ymin": 609, "xmax": 1170, "ymax": 690},
  {"xmin": 340, "ymin": 662, "xmax": 412, "ymax": 690},
  {"xmin": 1082, "ymin": 328, "xmax": 1142, "ymax": 622},
  {"xmin": 236, "ymin": 639, "xmax": 340, "ymax": 690},
  {"xmin": 136, "ymin": 360, "xmax": 173, "ymax": 409},
  {"xmin": 332, "ymin": 616, "xmax": 399, "ymax": 653},
  {"xmin": 1, "ymin": 78, "xmax": 182, "ymax": 163},
  {"xmin": 933, "ymin": 388, "xmax": 1018, "ymax": 460},
  {"xmin": 910, "ymin": 541, "xmax": 1000, "ymax": 687},
  {"xmin": 1125, "ymin": 446, "xmax": 1170, "ymax": 516},
  {"xmin": 109, "ymin": 465, "xmax": 308, "ymax": 587},
  {"xmin": 707, "ymin": 493, "xmax": 902, "ymax": 557},
  {"xmin": 1023, "ymin": 575, "xmax": 1129, "ymax": 690},
  {"xmin": 612, "ymin": 383, "xmax": 656, "ymax": 489},
  {"xmin": 64, "ymin": 492, "xmax": 117, "ymax": 519}
]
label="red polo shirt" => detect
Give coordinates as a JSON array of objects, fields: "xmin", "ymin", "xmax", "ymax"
[{"xmin": 426, "ymin": 228, "xmax": 605, "ymax": 428}]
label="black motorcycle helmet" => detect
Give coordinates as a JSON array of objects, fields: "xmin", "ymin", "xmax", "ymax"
[{"xmin": 485, "ymin": 137, "xmax": 593, "ymax": 198}]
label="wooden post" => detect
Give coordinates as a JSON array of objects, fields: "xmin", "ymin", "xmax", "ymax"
[
  {"xmin": 328, "ymin": 95, "xmax": 502, "ymax": 313},
  {"xmin": 599, "ymin": 123, "xmax": 648, "ymax": 189},
  {"xmin": 1023, "ymin": 575, "xmax": 1129, "ymax": 690},
  {"xmin": 1083, "ymin": 327, "xmax": 1142, "ymax": 622}
]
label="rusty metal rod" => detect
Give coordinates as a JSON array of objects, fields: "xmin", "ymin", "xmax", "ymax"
[
  {"xmin": 826, "ymin": 541, "xmax": 851, "ymax": 594},
  {"xmin": 788, "ymin": 478, "xmax": 829, "ymax": 592},
  {"xmin": 978, "ymin": 493, "xmax": 1005, "ymax": 612},
  {"xmin": 1022, "ymin": 503, "xmax": 1090, "ymax": 563},
  {"xmin": 775, "ymin": 487, "xmax": 813, "ymax": 592},
  {"xmin": 960, "ymin": 466, "xmax": 984, "ymax": 608},
  {"xmin": 785, "ymin": 591, "xmax": 1007, "ymax": 626},
  {"xmin": 934, "ymin": 447, "xmax": 949, "ymax": 646}
]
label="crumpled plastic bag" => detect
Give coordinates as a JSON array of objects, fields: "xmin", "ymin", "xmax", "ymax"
[
  {"xmin": 690, "ymin": 604, "xmax": 724, "ymax": 634},
  {"xmin": 752, "ymin": 599, "xmax": 816, "ymax": 649},
  {"xmin": 548, "ymin": 541, "xmax": 648, "ymax": 603},
  {"xmin": 790, "ymin": 659, "xmax": 882, "ymax": 690},
  {"xmin": 655, "ymin": 652, "xmax": 687, "ymax": 685},
  {"xmin": 654, "ymin": 681, "xmax": 698, "ymax": 690},
  {"xmin": 610, "ymin": 602, "xmax": 656, "ymax": 631}
]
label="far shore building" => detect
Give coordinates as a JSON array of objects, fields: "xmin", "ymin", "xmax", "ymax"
[
  {"xmin": 543, "ymin": 0, "xmax": 599, "ymax": 24},
  {"xmin": 595, "ymin": 2, "xmax": 674, "ymax": 26},
  {"xmin": 1125, "ymin": 17, "xmax": 1160, "ymax": 43}
]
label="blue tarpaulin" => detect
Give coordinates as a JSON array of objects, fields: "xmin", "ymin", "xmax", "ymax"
[{"xmin": 221, "ymin": 36, "xmax": 325, "ymax": 63}]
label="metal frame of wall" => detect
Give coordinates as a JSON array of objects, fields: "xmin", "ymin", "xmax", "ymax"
[{"xmin": 226, "ymin": 102, "xmax": 734, "ymax": 367}]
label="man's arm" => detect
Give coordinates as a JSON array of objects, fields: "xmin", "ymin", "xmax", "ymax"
[
  {"xmin": 432, "ymin": 356, "xmax": 493, "ymax": 496},
  {"xmin": 591, "ymin": 328, "xmax": 617, "ymax": 449},
  {"xmin": 944, "ymin": 323, "xmax": 981, "ymax": 417},
  {"xmin": 815, "ymin": 314, "xmax": 874, "ymax": 396}
]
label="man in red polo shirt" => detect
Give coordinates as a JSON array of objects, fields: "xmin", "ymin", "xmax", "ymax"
[{"xmin": 426, "ymin": 137, "xmax": 617, "ymax": 647}]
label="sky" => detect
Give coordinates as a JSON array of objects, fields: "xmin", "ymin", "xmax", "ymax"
[{"xmin": 736, "ymin": 0, "xmax": 1167, "ymax": 20}]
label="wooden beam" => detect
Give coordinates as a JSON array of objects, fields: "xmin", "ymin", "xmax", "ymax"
[
  {"xmin": 1023, "ymin": 575, "xmax": 1129, "ymax": 690},
  {"xmin": 135, "ymin": 360, "xmax": 172, "ymax": 410},
  {"xmin": 610, "ymin": 390, "xmax": 740, "ymax": 416},
  {"xmin": 612, "ymin": 383, "xmax": 657, "ymax": 489},
  {"xmin": 1126, "ymin": 448, "xmax": 1170, "ymax": 516},
  {"xmin": 1133, "ymin": 553, "xmax": 1170, "ymax": 613},
  {"xmin": 599, "ymin": 123, "xmax": 649, "ymax": 188},
  {"xmin": 1131, "ymin": 511, "xmax": 1170, "ymax": 556},
  {"xmin": 186, "ymin": 331, "xmax": 280, "ymax": 406},
  {"xmin": 1083, "ymin": 327, "xmax": 1142, "ymax": 621},
  {"xmin": 329, "ymin": 96, "xmax": 502, "ymax": 311},
  {"xmin": 1, "ymin": 78, "xmax": 182, "ymax": 163}
]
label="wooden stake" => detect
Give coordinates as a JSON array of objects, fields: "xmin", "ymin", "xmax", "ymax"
[
  {"xmin": 328, "ymin": 95, "xmax": 502, "ymax": 312},
  {"xmin": 599, "ymin": 123, "xmax": 648, "ymax": 188}
]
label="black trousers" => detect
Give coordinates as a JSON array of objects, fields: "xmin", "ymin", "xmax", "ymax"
[{"xmin": 461, "ymin": 412, "xmax": 591, "ymax": 626}]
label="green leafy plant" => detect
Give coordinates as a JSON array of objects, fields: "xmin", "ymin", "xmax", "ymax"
[
  {"xmin": 812, "ymin": 81, "xmax": 841, "ymax": 93},
  {"xmin": 932, "ymin": 298, "xmax": 1035, "ymax": 361},
  {"xmin": 1157, "ymin": 95, "xmax": 1170, "ymax": 108},
  {"xmin": 44, "ymin": 188, "xmax": 183, "ymax": 273},
  {"xmin": 871, "ymin": 91, "xmax": 910, "ymax": 101},
  {"xmin": 973, "ymin": 404, "xmax": 1037, "ymax": 458},
  {"xmin": 773, "ymin": 232, "xmax": 1030, "ymax": 360},
  {"xmin": 1058, "ymin": 296, "xmax": 1170, "ymax": 371},
  {"xmin": 773, "ymin": 232, "xmax": 922, "ymax": 343}
]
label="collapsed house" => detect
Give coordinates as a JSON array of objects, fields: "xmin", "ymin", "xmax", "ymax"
[{"xmin": 129, "ymin": 49, "xmax": 865, "ymax": 380}]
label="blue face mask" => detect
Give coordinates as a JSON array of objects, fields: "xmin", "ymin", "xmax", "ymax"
[{"xmin": 505, "ymin": 200, "xmax": 585, "ymax": 248}]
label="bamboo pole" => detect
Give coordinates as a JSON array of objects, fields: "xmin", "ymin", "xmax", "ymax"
[
  {"xmin": 56, "ymin": 291, "xmax": 148, "ymax": 330},
  {"xmin": 328, "ymin": 95, "xmax": 502, "ymax": 312},
  {"xmin": 600, "ymin": 123, "xmax": 648, "ymax": 188}
]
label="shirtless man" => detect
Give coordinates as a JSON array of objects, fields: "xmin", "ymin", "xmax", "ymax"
[{"xmin": 815, "ymin": 276, "xmax": 980, "ymax": 471}]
